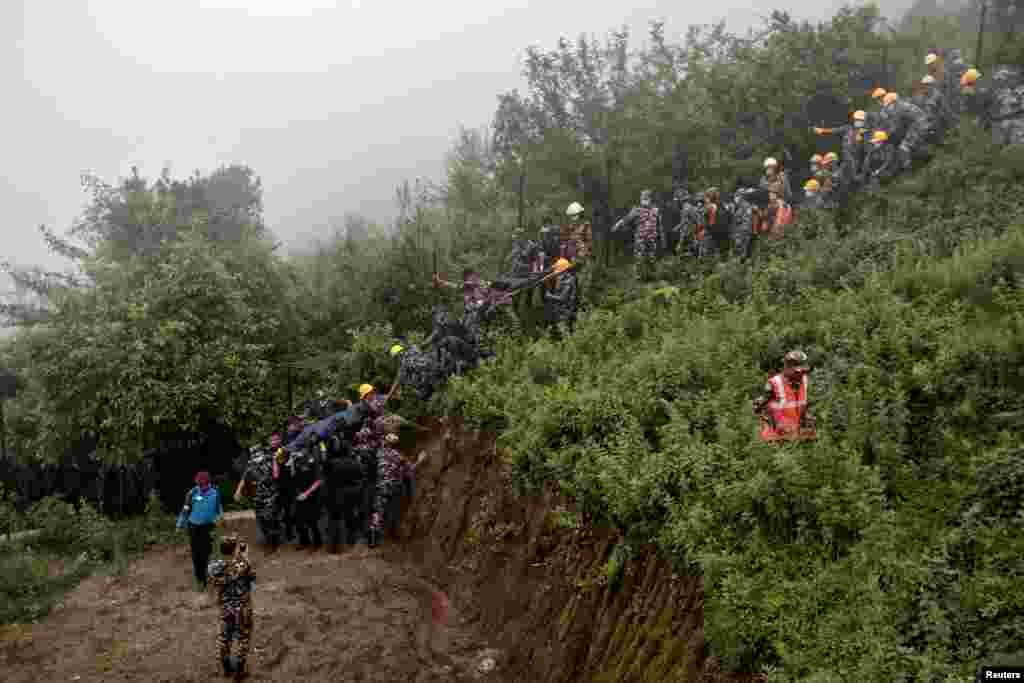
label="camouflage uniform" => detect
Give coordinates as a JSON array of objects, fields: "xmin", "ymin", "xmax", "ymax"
[
  {"xmin": 288, "ymin": 446, "xmax": 323, "ymax": 549},
  {"xmin": 426, "ymin": 305, "xmax": 478, "ymax": 378},
  {"xmin": 614, "ymin": 204, "xmax": 661, "ymax": 280},
  {"xmin": 208, "ymin": 546, "xmax": 255, "ymax": 677},
  {"xmin": 676, "ymin": 202, "xmax": 703, "ymax": 256},
  {"xmin": 396, "ymin": 345, "xmax": 442, "ymax": 401},
  {"xmin": 940, "ymin": 50, "xmax": 969, "ymax": 122},
  {"xmin": 462, "ymin": 287, "xmax": 506, "ymax": 360},
  {"xmin": 858, "ymin": 142, "xmax": 897, "ymax": 192},
  {"xmin": 354, "ymin": 409, "xmax": 387, "ymax": 540},
  {"xmin": 882, "ymin": 99, "xmax": 929, "ymax": 168},
  {"xmin": 543, "ymin": 269, "xmax": 579, "ymax": 334},
  {"xmin": 990, "ymin": 66, "xmax": 1024, "ymax": 146},
  {"xmin": 731, "ymin": 193, "xmax": 756, "ymax": 260},
  {"xmin": 369, "ymin": 437, "xmax": 412, "ymax": 535},
  {"xmin": 242, "ymin": 452, "xmax": 283, "ymax": 548}
]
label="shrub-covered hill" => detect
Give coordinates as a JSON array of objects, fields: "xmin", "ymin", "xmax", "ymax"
[{"xmin": 438, "ymin": 131, "xmax": 1024, "ymax": 680}]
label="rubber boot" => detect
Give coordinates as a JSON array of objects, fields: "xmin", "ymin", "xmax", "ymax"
[
  {"xmin": 368, "ymin": 529, "xmax": 381, "ymax": 548},
  {"xmin": 222, "ymin": 656, "xmax": 234, "ymax": 677}
]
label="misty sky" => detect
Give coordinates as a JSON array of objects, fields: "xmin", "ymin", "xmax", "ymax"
[{"xmin": 2, "ymin": 0, "xmax": 913, "ymax": 274}]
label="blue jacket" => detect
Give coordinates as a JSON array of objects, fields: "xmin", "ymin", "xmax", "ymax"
[{"xmin": 185, "ymin": 485, "xmax": 222, "ymax": 526}]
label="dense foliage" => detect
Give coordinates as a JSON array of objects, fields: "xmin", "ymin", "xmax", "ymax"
[{"xmin": 441, "ymin": 135, "xmax": 1024, "ymax": 678}]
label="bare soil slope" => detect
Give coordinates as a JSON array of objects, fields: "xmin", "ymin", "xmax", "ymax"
[{"xmin": 0, "ymin": 514, "xmax": 506, "ymax": 683}]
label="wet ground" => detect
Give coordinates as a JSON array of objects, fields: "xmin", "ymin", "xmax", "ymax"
[{"xmin": 0, "ymin": 514, "xmax": 507, "ymax": 682}]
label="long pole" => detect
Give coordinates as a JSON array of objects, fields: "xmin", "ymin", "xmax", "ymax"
[
  {"xmin": 976, "ymin": 0, "xmax": 988, "ymax": 70},
  {"xmin": 1, "ymin": 399, "xmax": 5, "ymax": 459}
]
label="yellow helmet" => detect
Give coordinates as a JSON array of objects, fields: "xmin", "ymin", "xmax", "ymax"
[
  {"xmin": 553, "ymin": 257, "xmax": 571, "ymax": 274},
  {"xmin": 921, "ymin": 74, "xmax": 936, "ymax": 84},
  {"xmin": 961, "ymin": 68, "xmax": 980, "ymax": 86},
  {"xmin": 925, "ymin": 53, "xmax": 939, "ymax": 66},
  {"xmin": 358, "ymin": 383, "xmax": 375, "ymax": 400},
  {"xmin": 853, "ymin": 110, "xmax": 867, "ymax": 121},
  {"xmin": 871, "ymin": 87, "xmax": 887, "ymax": 100},
  {"xmin": 871, "ymin": 130, "xmax": 889, "ymax": 143},
  {"xmin": 882, "ymin": 92, "xmax": 899, "ymax": 105},
  {"xmin": 804, "ymin": 179, "xmax": 820, "ymax": 191},
  {"xmin": 389, "ymin": 344, "xmax": 404, "ymax": 357},
  {"xmin": 823, "ymin": 152, "xmax": 838, "ymax": 163},
  {"xmin": 810, "ymin": 153, "xmax": 823, "ymax": 163},
  {"xmin": 566, "ymin": 202, "xmax": 584, "ymax": 217}
]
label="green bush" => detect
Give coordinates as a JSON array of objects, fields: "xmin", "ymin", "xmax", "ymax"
[{"xmin": 442, "ymin": 140, "xmax": 1024, "ymax": 680}]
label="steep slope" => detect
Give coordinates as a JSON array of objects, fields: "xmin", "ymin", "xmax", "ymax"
[{"xmin": 395, "ymin": 417, "xmax": 764, "ymax": 683}]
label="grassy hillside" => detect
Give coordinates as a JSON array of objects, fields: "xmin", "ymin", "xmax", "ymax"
[{"xmin": 439, "ymin": 128, "xmax": 1024, "ymax": 679}]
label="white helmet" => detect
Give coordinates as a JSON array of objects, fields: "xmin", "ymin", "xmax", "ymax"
[
  {"xmin": 566, "ymin": 202, "xmax": 584, "ymax": 217},
  {"xmin": 763, "ymin": 157, "xmax": 778, "ymax": 168}
]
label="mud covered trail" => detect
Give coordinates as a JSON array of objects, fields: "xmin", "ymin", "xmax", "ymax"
[{"xmin": 0, "ymin": 514, "xmax": 506, "ymax": 683}]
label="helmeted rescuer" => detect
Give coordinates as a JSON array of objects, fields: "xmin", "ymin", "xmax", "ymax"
[
  {"xmin": 802, "ymin": 178, "xmax": 824, "ymax": 209},
  {"xmin": 752, "ymin": 350, "xmax": 816, "ymax": 442},
  {"xmin": 561, "ymin": 201, "xmax": 593, "ymax": 261},
  {"xmin": 543, "ymin": 257, "xmax": 579, "ymax": 336}
]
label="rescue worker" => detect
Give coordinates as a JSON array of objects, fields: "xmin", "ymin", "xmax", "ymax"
[
  {"xmin": 368, "ymin": 432, "xmax": 411, "ymax": 548},
  {"xmin": 942, "ymin": 49, "xmax": 970, "ymax": 122},
  {"xmin": 699, "ymin": 187, "xmax": 725, "ymax": 257},
  {"xmin": 234, "ymin": 433, "xmax": 284, "ymax": 552},
  {"xmin": 432, "ymin": 269, "xmax": 512, "ymax": 361},
  {"xmin": 730, "ymin": 183, "xmax": 767, "ymax": 261},
  {"xmin": 354, "ymin": 384, "xmax": 387, "ymax": 543},
  {"xmin": 561, "ymin": 202, "xmax": 594, "ymax": 261},
  {"xmin": 278, "ymin": 416, "xmax": 304, "ymax": 541},
  {"xmin": 612, "ymin": 190, "xmax": 662, "ymax": 281},
  {"xmin": 959, "ymin": 68, "xmax": 993, "ymax": 128},
  {"xmin": 562, "ymin": 202, "xmax": 593, "ymax": 300},
  {"xmin": 321, "ymin": 425, "xmax": 365, "ymax": 552},
  {"xmin": 506, "ymin": 228, "xmax": 544, "ymax": 316},
  {"xmin": 423, "ymin": 304, "xmax": 479, "ymax": 378},
  {"xmin": 288, "ymin": 437, "xmax": 324, "ymax": 551},
  {"xmin": 989, "ymin": 65, "xmax": 1024, "ymax": 146},
  {"xmin": 802, "ymin": 179, "xmax": 825, "ymax": 209},
  {"xmin": 859, "ymin": 130, "xmax": 897, "ymax": 192},
  {"xmin": 207, "ymin": 534, "xmax": 255, "ymax": 680},
  {"xmin": 919, "ymin": 74, "xmax": 954, "ymax": 139},
  {"xmin": 543, "ymin": 257, "xmax": 578, "ymax": 337},
  {"xmin": 674, "ymin": 189, "xmax": 704, "ymax": 257},
  {"xmin": 752, "ymin": 350, "xmax": 816, "ymax": 442},
  {"xmin": 879, "ymin": 92, "xmax": 930, "ymax": 171},
  {"xmin": 759, "ymin": 158, "xmax": 792, "ymax": 227},
  {"xmin": 385, "ymin": 343, "xmax": 442, "ymax": 402}
]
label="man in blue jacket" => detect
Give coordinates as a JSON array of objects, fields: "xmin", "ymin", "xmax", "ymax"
[{"xmin": 180, "ymin": 470, "xmax": 223, "ymax": 589}]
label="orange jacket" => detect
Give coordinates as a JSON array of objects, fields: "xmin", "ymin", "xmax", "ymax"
[{"xmin": 759, "ymin": 373, "xmax": 815, "ymax": 441}]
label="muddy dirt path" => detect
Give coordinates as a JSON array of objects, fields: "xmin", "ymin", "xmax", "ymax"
[{"xmin": 0, "ymin": 516, "xmax": 507, "ymax": 683}]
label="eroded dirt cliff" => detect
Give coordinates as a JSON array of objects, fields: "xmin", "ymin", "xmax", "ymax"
[{"xmin": 392, "ymin": 417, "xmax": 764, "ymax": 683}]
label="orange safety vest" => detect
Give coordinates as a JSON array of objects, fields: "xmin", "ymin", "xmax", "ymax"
[{"xmin": 760, "ymin": 373, "xmax": 815, "ymax": 441}]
